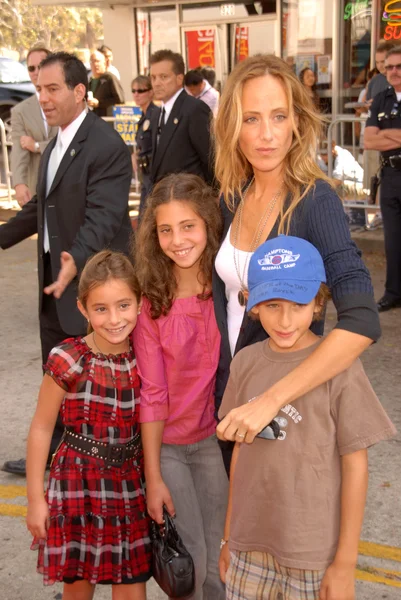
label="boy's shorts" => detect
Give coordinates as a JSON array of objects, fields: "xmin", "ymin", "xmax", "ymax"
[{"xmin": 226, "ymin": 550, "xmax": 326, "ymax": 600}]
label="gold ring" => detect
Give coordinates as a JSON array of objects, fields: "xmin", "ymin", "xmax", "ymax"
[{"xmin": 237, "ymin": 432, "xmax": 246, "ymax": 438}]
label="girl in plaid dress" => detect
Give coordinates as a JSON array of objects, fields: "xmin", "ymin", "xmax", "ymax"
[{"xmin": 26, "ymin": 251, "xmax": 152, "ymax": 600}]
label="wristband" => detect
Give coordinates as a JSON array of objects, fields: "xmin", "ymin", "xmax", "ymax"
[{"xmin": 220, "ymin": 538, "xmax": 228, "ymax": 550}]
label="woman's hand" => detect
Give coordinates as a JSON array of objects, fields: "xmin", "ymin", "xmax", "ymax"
[
  {"xmin": 146, "ymin": 478, "xmax": 175, "ymax": 524},
  {"xmin": 217, "ymin": 393, "xmax": 279, "ymax": 443},
  {"xmin": 219, "ymin": 544, "xmax": 230, "ymax": 583},
  {"xmin": 26, "ymin": 498, "xmax": 49, "ymax": 540}
]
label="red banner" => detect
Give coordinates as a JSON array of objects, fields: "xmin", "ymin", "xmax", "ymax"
[
  {"xmin": 235, "ymin": 26, "xmax": 249, "ymax": 62},
  {"xmin": 185, "ymin": 30, "xmax": 215, "ymax": 69}
]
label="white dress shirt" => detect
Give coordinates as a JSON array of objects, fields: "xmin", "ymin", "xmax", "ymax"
[
  {"xmin": 196, "ymin": 80, "xmax": 219, "ymax": 116},
  {"xmin": 44, "ymin": 109, "xmax": 88, "ymax": 252},
  {"xmin": 161, "ymin": 88, "xmax": 184, "ymax": 124}
]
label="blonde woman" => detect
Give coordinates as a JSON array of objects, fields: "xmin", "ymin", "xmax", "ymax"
[{"xmin": 213, "ymin": 55, "xmax": 380, "ymax": 457}]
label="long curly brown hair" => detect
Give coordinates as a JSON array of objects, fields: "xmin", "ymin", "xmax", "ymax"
[{"xmin": 134, "ymin": 174, "xmax": 222, "ymax": 319}]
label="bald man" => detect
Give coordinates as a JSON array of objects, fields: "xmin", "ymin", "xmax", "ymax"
[{"xmin": 88, "ymin": 51, "xmax": 124, "ymax": 117}]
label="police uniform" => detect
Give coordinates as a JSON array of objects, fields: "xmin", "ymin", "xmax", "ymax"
[
  {"xmin": 367, "ymin": 85, "xmax": 401, "ymax": 304},
  {"xmin": 136, "ymin": 101, "xmax": 157, "ymax": 217}
]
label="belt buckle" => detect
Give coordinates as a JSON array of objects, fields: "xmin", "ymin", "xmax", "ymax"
[{"xmin": 106, "ymin": 443, "xmax": 126, "ymax": 467}]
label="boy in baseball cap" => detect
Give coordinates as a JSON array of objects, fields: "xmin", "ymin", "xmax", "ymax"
[
  {"xmin": 219, "ymin": 235, "xmax": 395, "ymax": 600},
  {"xmin": 246, "ymin": 234, "xmax": 328, "ymax": 353}
]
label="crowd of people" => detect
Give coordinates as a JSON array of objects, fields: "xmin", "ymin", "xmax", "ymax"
[{"xmin": 0, "ymin": 42, "xmax": 398, "ymax": 600}]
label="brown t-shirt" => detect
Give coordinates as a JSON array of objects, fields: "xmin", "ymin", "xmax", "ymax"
[{"xmin": 219, "ymin": 339, "xmax": 396, "ymax": 570}]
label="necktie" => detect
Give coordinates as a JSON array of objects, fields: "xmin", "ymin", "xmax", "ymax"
[
  {"xmin": 44, "ymin": 138, "xmax": 63, "ymax": 252},
  {"xmin": 157, "ymin": 107, "xmax": 166, "ymax": 146},
  {"xmin": 159, "ymin": 107, "xmax": 166, "ymax": 133}
]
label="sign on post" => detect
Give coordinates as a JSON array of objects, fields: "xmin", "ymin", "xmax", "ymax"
[{"xmin": 112, "ymin": 105, "xmax": 142, "ymax": 146}]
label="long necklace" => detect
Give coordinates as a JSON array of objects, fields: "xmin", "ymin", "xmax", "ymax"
[{"xmin": 233, "ymin": 182, "xmax": 282, "ymax": 307}]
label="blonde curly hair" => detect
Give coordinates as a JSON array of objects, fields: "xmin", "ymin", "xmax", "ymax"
[{"xmin": 214, "ymin": 54, "xmax": 331, "ymax": 233}]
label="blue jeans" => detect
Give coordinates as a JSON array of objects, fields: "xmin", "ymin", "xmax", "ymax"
[{"xmin": 161, "ymin": 434, "xmax": 228, "ymax": 600}]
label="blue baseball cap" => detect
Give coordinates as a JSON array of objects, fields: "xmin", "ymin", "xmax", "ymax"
[{"xmin": 247, "ymin": 235, "xmax": 326, "ymax": 311}]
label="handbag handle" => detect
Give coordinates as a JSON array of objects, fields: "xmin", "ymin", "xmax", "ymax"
[
  {"xmin": 150, "ymin": 508, "xmax": 177, "ymax": 540},
  {"xmin": 162, "ymin": 507, "xmax": 179, "ymax": 541}
]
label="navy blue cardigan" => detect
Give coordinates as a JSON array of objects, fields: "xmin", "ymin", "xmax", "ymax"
[{"xmin": 212, "ymin": 179, "xmax": 381, "ymax": 412}]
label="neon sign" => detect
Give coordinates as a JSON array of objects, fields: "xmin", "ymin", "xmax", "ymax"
[
  {"xmin": 344, "ymin": 1, "xmax": 369, "ymax": 21},
  {"xmin": 383, "ymin": 1, "xmax": 401, "ymax": 40}
]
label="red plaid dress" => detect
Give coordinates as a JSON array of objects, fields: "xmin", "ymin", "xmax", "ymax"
[{"xmin": 32, "ymin": 337, "xmax": 152, "ymax": 585}]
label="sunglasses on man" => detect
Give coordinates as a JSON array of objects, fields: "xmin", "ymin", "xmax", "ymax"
[
  {"xmin": 132, "ymin": 88, "xmax": 151, "ymax": 94},
  {"xmin": 28, "ymin": 65, "xmax": 40, "ymax": 73},
  {"xmin": 385, "ymin": 64, "xmax": 401, "ymax": 72}
]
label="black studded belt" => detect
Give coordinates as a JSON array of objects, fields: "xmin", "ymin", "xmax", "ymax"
[{"xmin": 63, "ymin": 429, "xmax": 142, "ymax": 467}]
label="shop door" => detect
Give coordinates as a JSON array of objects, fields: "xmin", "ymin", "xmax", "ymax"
[
  {"xmin": 181, "ymin": 25, "xmax": 228, "ymax": 90},
  {"xmin": 230, "ymin": 20, "xmax": 278, "ymax": 67}
]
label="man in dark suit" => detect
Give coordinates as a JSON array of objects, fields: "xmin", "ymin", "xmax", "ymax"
[
  {"xmin": 0, "ymin": 52, "xmax": 132, "ymax": 475},
  {"xmin": 149, "ymin": 50, "xmax": 213, "ymax": 187}
]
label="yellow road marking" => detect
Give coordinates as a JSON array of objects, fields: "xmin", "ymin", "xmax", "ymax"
[
  {"xmin": 1, "ymin": 483, "xmax": 401, "ymax": 589},
  {"xmin": 0, "ymin": 503, "xmax": 27, "ymax": 518},
  {"xmin": 359, "ymin": 540, "xmax": 401, "ymax": 563},
  {"xmin": 356, "ymin": 568, "xmax": 401, "ymax": 588},
  {"xmin": 358, "ymin": 565, "xmax": 401, "ymax": 581},
  {"xmin": 0, "ymin": 484, "xmax": 26, "ymax": 499}
]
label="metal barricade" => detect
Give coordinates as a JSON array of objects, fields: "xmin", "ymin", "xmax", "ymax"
[
  {"xmin": 326, "ymin": 114, "xmax": 380, "ymax": 230},
  {"xmin": 0, "ymin": 118, "xmax": 13, "ymax": 204}
]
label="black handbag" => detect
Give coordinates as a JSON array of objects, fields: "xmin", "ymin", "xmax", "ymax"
[{"xmin": 151, "ymin": 508, "xmax": 195, "ymax": 598}]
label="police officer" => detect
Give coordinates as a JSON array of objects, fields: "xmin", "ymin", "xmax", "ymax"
[
  {"xmin": 365, "ymin": 46, "xmax": 401, "ymax": 312},
  {"xmin": 132, "ymin": 75, "xmax": 157, "ymax": 218}
]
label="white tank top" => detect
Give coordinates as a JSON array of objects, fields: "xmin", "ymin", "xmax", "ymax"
[{"xmin": 215, "ymin": 225, "xmax": 254, "ymax": 357}]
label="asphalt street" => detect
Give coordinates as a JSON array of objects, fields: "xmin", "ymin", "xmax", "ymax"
[{"xmin": 0, "ymin": 235, "xmax": 400, "ymax": 600}]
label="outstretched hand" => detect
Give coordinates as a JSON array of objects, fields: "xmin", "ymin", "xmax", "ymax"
[{"xmin": 44, "ymin": 251, "xmax": 77, "ymax": 299}]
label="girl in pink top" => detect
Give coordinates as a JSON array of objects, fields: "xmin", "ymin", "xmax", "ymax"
[{"xmin": 133, "ymin": 174, "xmax": 228, "ymax": 600}]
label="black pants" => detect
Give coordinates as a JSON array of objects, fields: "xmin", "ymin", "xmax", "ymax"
[
  {"xmin": 380, "ymin": 167, "xmax": 401, "ymax": 301},
  {"xmin": 39, "ymin": 253, "xmax": 86, "ymax": 457}
]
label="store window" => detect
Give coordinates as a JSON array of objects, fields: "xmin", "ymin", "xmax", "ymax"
[
  {"xmin": 340, "ymin": 0, "xmax": 372, "ymax": 111},
  {"xmin": 380, "ymin": 0, "xmax": 401, "ymax": 42},
  {"xmin": 232, "ymin": 21, "xmax": 276, "ymax": 65},
  {"xmin": 136, "ymin": 7, "xmax": 179, "ymax": 74},
  {"xmin": 282, "ymin": 0, "xmax": 333, "ymax": 113}
]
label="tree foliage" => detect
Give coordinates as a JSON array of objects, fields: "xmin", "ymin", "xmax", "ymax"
[{"xmin": 0, "ymin": 0, "xmax": 103, "ymax": 57}]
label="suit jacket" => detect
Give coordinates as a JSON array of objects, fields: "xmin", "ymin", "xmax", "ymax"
[
  {"xmin": 89, "ymin": 72, "xmax": 125, "ymax": 117},
  {"xmin": 11, "ymin": 94, "xmax": 57, "ymax": 194},
  {"xmin": 0, "ymin": 110, "xmax": 133, "ymax": 334},
  {"xmin": 150, "ymin": 90, "xmax": 213, "ymax": 186}
]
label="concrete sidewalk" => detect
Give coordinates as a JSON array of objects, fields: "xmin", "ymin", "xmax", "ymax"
[{"xmin": 0, "ymin": 238, "xmax": 400, "ymax": 600}]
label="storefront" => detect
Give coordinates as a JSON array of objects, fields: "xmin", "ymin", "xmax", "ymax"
[
  {"xmin": 33, "ymin": 0, "xmax": 387, "ymax": 118},
  {"xmin": 132, "ymin": 0, "xmax": 384, "ymax": 117}
]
